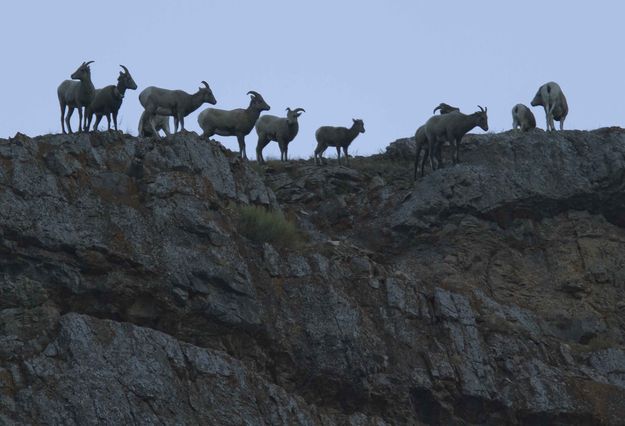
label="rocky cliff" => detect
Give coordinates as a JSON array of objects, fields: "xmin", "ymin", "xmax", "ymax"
[{"xmin": 1, "ymin": 128, "xmax": 625, "ymax": 425}]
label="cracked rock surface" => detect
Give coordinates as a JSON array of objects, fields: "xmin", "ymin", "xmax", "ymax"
[{"xmin": 2, "ymin": 129, "xmax": 625, "ymax": 425}]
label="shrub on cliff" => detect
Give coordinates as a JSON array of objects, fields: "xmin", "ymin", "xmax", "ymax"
[{"xmin": 236, "ymin": 205, "xmax": 302, "ymax": 248}]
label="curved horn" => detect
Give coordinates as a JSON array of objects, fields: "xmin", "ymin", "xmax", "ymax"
[
  {"xmin": 201, "ymin": 80, "xmax": 209, "ymax": 88},
  {"xmin": 85, "ymin": 61, "xmax": 94, "ymax": 66},
  {"xmin": 119, "ymin": 65, "xmax": 129, "ymax": 74},
  {"xmin": 293, "ymin": 108, "xmax": 306, "ymax": 114},
  {"xmin": 247, "ymin": 90, "xmax": 261, "ymax": 98},
  {"xmin": 286, "ymin": 107, "xmax": 291, "ymax": 112},
  {"xmin": 477, "ymin": 105, "xmax": 485, "ymax": 112},
  {"xmin": 433, "ymin": 105, "xmax": 442, "ymax": 114}
]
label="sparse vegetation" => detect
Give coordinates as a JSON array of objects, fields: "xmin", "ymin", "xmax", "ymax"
[{"xmin": 236, "ymin": 205, "xmax": 303, "ymax": 248}]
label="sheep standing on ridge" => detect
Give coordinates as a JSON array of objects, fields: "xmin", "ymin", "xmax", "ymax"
[
  {"xmin": 414, "ymin": 103, "xmax": 461, "ymax": 179},
  {"xmin": 197, "ymin": 91, "xmax": 270, "ymax": 159},
  {"xmin": 424, "ymin": 106, "xmax": 488, "ymax": 169},
  {"xmin": 531, "ymin": 81, "xmax": 568, "ymax": 131},
  {"xmin": 138, "ymin": 81, "xmax": 216, "ymax": 137},
  {"xmin": 511, "ymin": 103, "xmax": 536, "ymax": 132},
  {"xmin": 314, "ymin": 119, "xmax": 365, "ymax": 166},
  {"xmin": 57, "ymin": 61, "xmax": 95, "ymax": 134},
  {"xmin": 86, "ymin": 65, "xmax": 137, "ymax": 132},
  {"xmin": 255, "ymin": 107, "xmax": 305, "ymax": 164}
]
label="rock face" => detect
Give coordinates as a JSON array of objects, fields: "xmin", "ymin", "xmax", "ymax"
[{"xmin": 1, "ymin": 129, "xmax": 625, "ymax": 425}]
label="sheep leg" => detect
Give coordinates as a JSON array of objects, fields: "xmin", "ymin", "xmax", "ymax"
[
  {"xmin": 283, "ymin": 144, "xmax": 288, "ymax": 162},
  {"xmin": 237, "ymin": 135, "xmax": 247, "ymax": 159},
  {"xmin": 173, "ymin": 117, "xmax": 179, "ymax": 133},
  {"xmin": 60, "ymin": 104, "xmax": 67, "ymax": 134},
  {"xmin": 66, "ymin": 107, "xmax": 75, "ymax": 134},
  {"xmin": 428, "ymin": 139, "xmax": 437, "ymax": 172},
  {"xmin": 342, "ymin": 146, "xmax": 349, "ymax": 165},
  {"xmin": 336, "ymin": 146, "xmax": 341, "ymax": 165},
  {"xmin": 178, "ymin": 115, "xmax": 185, "ymax": 132},
  {"xmin": 435, "ymin": 142, "xmax": 444, "ymax": 169},
  {"xmin": 106, "ymin": 114, "xmax": 112, "ymax": 131},
  {"xmin": 93, "ymin": 114, "xmax": 103, "ymax": 132},
  {"xmin": 112, "ymin": 112, "xmax": 118, "ymax": 132},
  {"xmin": 454, "ymin": 139, "xmax": 461, "ymax": 164},
  {"xmin": 77, "ymin": 108, "xmax": 84, "ymax": 133},
  {"xmin": 256, "ymin": 137, "xmax": 269, "ymax": 164}
]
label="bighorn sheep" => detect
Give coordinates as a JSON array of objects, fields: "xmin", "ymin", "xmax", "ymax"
[
  {"xmin": 57, "ymin": 61, "xmax": 95, "ymax": 134},
  {"xmin": 138, "ymin": 112, "xmax": 170, "ymax": 137},
  {"xmin": 86, "ymin": 65, "xmax": 137, "ymax": 132},
  {"xmin": 424, "ymin": 106, "xmax": 488, "ymax": 169},
  {"xmin": 433, "ymin": 103, "xmax": 460, "ymax": 115},
  {"xmin": 197, "ymin": 91, "xmax": 270, "ymax": 159},
  {"xmin": 314, "ymin": 119, "xmax": 365, "ymax": 166},
  {"xmin": 531, "ymin": 81, "xmax": 568, "ymax": 131},
  {"xmin": 413, "ymin": 103, "xmax": 460, "ymax": 179},
  {"xmin": 138, "ymin": 82, "xmax": 216, "ymax": 137},
  {"xmin": 255, "ymin": 107, "xmax": 305, "ymax": 163},
  {"xmin": 511, "ymin": 103, "xmax": 536, "ymax": 132}
]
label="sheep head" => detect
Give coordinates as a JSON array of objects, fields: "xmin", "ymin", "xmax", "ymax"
[
  {"xmin": 118, "ymin": 65, "xmax": 138, "ymax": 91},
  {"xmin": 530, "ymin": 89, "xmax": 543, "ymax": 107},
  {"xmin": 475, "ymin": 106, "xmax": 489, "ymax": 131},
  {"xmin": 433, "ymin": 102, "xmax": 460, "ymax": 115},
  {"xmin": 70, "ymin": 61, "xmax": 94, "ymax": 81},
  {"xmin": 352, "ymin": 118, "xmax": 365, "ymax": 134},
  {"xmin": 248, "ymin": 91, "xmax": 270, "ymax": 112},
  {"xmin": 200, "ymin": 81, "xmax": 217, "ymax": 105},
  {"xmin": 286, "ymin": 107, "xmax": 305, "ymax": 124}
]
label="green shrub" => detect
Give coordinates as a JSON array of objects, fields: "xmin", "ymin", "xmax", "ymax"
[{"xmin": 237, "ymin": 205, "xmax": 302, "ymax": 248}]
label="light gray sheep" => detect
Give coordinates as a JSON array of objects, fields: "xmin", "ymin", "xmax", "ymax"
[
  {"xmin": 86, "ymin": 65, "xmax": 137, "ymax": 132},
  {"xmin": 138, "ymin": 112, "xmax": 170, "ymax": 137},
  {"xmin": 255, "ymin": 107, "xmax": 305, "ymax": 164},
  {"xmin": 138, "ymin": 81, "xmax": 216, "ymax": 137},
  {"xmin": 511, "ymin": 103, "xmax": 536, "ymax": 132},
  {"xmin": 531, "ymin": 81, "xmax": 568, "ymax": 131},
  {"xmin": 433, "ymin": 103, "xmax": 460, "ymax": 115},
  {"xmin": 57, "ymin": 61, "xmax": 95, "ymax": 134},
  {"xmin": 414, "ymin": 103, "xmax": 461, "ymax": 179},
  {"xmin": 314, "ymin": 119, "xmax": 365, "ymax": 166},
  {"xmin": 197, "ymin": 91, "xmax": 270, "ymax": 159},
  {"xmin": 424, "ymin": 106, "xmax": 488, "ymax": 168}
]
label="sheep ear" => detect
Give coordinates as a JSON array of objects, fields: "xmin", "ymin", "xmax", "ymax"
[{"xmin": 353, "ymin": 119, "xmax": 357, "ymax": 123}]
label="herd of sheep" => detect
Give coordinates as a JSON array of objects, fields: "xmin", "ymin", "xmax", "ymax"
[{"xmin": 56, "ymin": 62, "xmax": 569, "ymax": 179}]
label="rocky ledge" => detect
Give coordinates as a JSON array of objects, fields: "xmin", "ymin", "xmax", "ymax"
[{"xmin": 1, "ymin": 128, "xmax": 625, "ymax": 425}]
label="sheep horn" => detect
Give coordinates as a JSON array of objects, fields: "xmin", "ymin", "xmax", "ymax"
[
  {"xmin": 247, "ymin": 91, "xmax": 260, "ymax": 98},
  {"xmin": 294, "ymin": 108, "xmax": 306, "ymax": 114},
  {"xmin": 201, "ymin": 81, "xmax": 209, "ymax": 88},
  {"xmin": 286, "ymin": 107, "xmax": 291, "ymax": 112},
  {"xmin": 433, "ymin": 105, "xmax": 442, "ymax": 114},
  {"xmin": 120, "ymin": 65, "xmax": 129, "ymax": 74},
  {"xmin": 478, "ymin": 105, "xmax": 485, "ymax": 112},
  {"xmin": 85, "ymin": 61, "xmax": 94, "ymax": 66}
]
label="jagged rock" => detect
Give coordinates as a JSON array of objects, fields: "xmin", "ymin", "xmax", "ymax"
[{"xmin": 2, "ymin": 130, "xmax": 625, "ymax": 424}]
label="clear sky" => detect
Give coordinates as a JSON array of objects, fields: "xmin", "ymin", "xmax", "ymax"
[{"xmin": 2, "ymin": 1, "xmax": 623, "ymax": 159}]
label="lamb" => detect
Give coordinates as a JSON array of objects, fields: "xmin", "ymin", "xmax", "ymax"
[
  {"xmin": 86, "ymin": 65, "xmax": 137, "ymax": 132},
  {"xmin": 138, "ymin": 112, "xmax": 170, "ymax": 137},
  {"xmin": 255, "ymin": 107, "xmax": 305, "ymax": 164},
  {"xmin": 433, "ymin": 103, "xmax": 460, "ymax": 115},
  {"xmin": 414, "ymin": 103, "xmax": 461, "ymax": 179},
  {"xmin": 197, "ymin": 91, "xmax": 270, "ymax": 159},
  {"xmin": 511, "ymin": 103, "xmax": 536, "ymax": 132},
  {"xmin": 530, "ymin": 81, "xmax": 568, "ymax": 131},
  {"xmin": 424, "ymin": 106, "xmax": 488, "ymax": 169},
  {"xmin": 57, "ymin": 61, "xmax": 95, "ymax": 134},
  {"xmin": 314, "ymin": 119, "xmax": 365, "ymax": 166},
  {"xmin": 138, "ymin": 81, "xmax": 216, "ymax": 137}
]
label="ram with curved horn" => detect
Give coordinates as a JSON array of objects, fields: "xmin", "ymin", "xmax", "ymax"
[
  {"xmin": 138, "ymin": 81, "xmax": 216, "ymax": 137},
  {"xmin": 198, "ymin": 91, "xmax": 271, "ymax": 159},
  {"xmin": 57, "ymin": 61, "xmax": 96, "ymax": 134},
  {"xmin": 255, "ymin": 106, "xmax": 305, "ymax": 163},
  {"xmin": 424, "ymin": 105, "xmax": 488, "ymax": 169},
  {"xmin": 86, "ymin": 65, "xmax": 138, "ymax": 132},
  {"xmin": 433, "ymin": 102, "xmax": 460, "ymax": 115}
]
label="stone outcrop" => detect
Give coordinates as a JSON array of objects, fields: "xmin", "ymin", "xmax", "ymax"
[{"xmin": 1, "ymin": 128, "xmax": 625, "ymax": 425}]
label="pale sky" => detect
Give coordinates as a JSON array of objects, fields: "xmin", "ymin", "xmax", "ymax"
[{"xmin": 2, "ymin": 1, "xmax": 623, "ymax": 160}]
